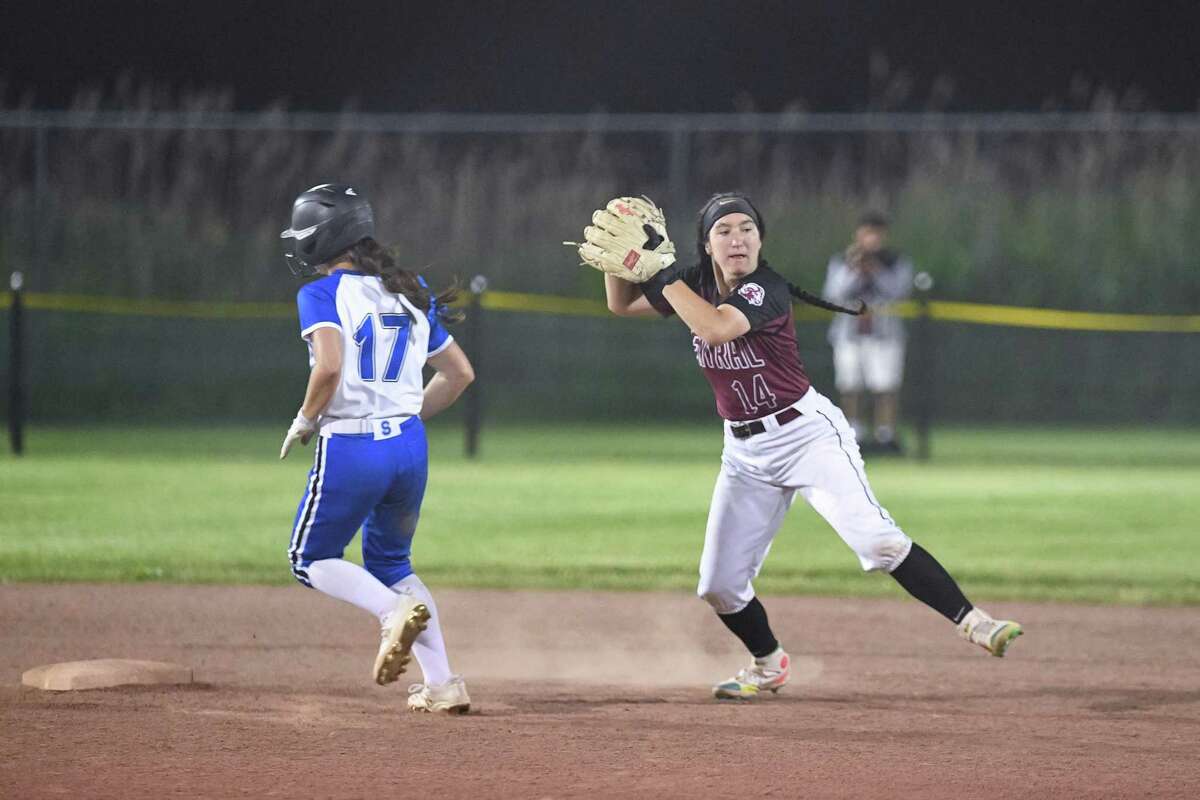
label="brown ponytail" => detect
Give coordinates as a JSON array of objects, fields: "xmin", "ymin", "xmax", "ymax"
[
  {"xmin": 347, "ymin": 238, "xmax": 464, "ymax": 324},
  {"xmin": 786, "ymin": 281, "xmax": 866, "ymax": 315}
]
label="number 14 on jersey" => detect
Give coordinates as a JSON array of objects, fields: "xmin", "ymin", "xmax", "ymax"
[{"xmin": 731, "ymin": 374, "xmax": 778, "ymax": 416}]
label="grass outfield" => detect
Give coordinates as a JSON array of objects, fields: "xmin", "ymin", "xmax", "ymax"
[{"xmin": 1, "ymin": 424, "xmax": 1198, "ymax": 605}]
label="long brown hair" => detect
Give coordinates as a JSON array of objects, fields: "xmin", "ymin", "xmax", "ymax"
[{"xmin": 346, "ymin": 238, "xmax": 464, "ymax": 324}]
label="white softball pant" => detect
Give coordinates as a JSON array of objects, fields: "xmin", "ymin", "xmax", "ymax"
[{"xmin": 697, "ymin": 388, "xmax": 913, "ymax": 614}]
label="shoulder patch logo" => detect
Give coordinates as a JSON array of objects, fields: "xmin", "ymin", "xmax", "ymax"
[{"xmin": 738, "ymin": 282, "xmax": 765, "ymax": 306}]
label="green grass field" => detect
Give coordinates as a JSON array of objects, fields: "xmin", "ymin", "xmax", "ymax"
[{"xmin": 2, "ymin": 424, "xmax": 1198, "ymax": 605}]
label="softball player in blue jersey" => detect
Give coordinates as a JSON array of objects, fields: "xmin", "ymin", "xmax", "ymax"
[{"xmin": 279, "ymin": 183, "xmax": 474, "ymax": 714}]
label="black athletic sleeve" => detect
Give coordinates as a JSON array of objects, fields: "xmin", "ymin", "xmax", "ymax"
[
  {"xmin": 719, "ymin": 267, "xmax": 792, "ymax": 331},
  {"xmin": 643, "ymin": 264, "xmax": 705, "ymax": 317}
]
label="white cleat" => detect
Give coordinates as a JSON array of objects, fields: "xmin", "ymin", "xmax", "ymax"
[
  {"xmin": 373, "ymin": 595, "xmax": 431, "ymax": 686},
  {"xmin": 959, "ymin": 608, "xmax": 1023, "ymax": 657},
  {"xmin": 408, "ymin": 675, "xmax": 472, "ymax": 714},
  {"xmin": 712, "ymin": 646, "xmax": 791, "ymax": 700}
]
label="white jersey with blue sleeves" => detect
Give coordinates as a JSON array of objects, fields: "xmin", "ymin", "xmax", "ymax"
[{"xmin": 296, "ymin": 271, "xmax": 453, "ymax": 421}]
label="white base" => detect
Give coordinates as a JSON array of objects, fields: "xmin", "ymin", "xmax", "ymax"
[{"xmin": 22, "ymin": 659, "xmax": 193, "ymax": 691}]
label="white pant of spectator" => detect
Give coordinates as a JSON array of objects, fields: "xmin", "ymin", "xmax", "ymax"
[{"xmin": 832, "ymin": 338, "xmax": 905, "ymax": 393}]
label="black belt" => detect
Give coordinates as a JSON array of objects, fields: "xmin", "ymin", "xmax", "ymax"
[{"xmin": 729, "ymin": 406, "xmax": 803, "ymax": 439}]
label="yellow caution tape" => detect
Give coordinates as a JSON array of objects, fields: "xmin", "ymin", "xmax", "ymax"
[
  {"xmin": 785, "ymin": 299, "xmax": 1200, "ymax": 332},
  {"xmin": 925, "ymin": 300, "xmax": 1200, "ymax": 332},
  {"xmin": 18, "ymin": 291, "xmax": 294, "ymax": 319},
  {"xmin": 5, "ymin": 290, "xmax": 1199, "ymax": 333},
  {"xmin": 478, "ymin": 290, "xmax": 611, "ymax": 318}
]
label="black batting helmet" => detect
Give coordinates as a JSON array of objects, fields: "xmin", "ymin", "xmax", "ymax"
[{"xmin": 280, "ymin": 183, "xmax": 375, "ymax": 275}]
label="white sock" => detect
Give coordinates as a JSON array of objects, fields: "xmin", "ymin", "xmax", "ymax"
[
  {"xmin": 755, "ymin": 645, "xmax": 788, "ymax": 671},
  {"xmin": 958, "ymin": 607, "xmax": 989, "ymax": 634},
  {"xmin": 391, "ymin": 573, "xmax": 452, "ymax": 686},
  {"xmin": 306, "ymin": 558, "xmax": 400, "ymax": 621}
]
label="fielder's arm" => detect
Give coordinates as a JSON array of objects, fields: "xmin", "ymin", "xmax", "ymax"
[
  {"xmin": 300, "ymin": 327, "xmax": 343, "ymax": 420},
  {"xmin": 421, "ymin": 341, "xmax": 475, "ymax": 421},
  {"xmin": 603, "ymin": 274, "xmax": 659, "ymax": 318},
  {"xmin": 661, "ymin": 282, "xmax": 750, "ymax": 347}
]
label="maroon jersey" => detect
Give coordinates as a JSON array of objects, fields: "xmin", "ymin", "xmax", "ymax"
[{"xmin": 655, "ymin": 262, "xmax": 811, "ymax": 422}]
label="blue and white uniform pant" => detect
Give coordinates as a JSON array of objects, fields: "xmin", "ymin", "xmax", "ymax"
[{"xmin": 288, "ymin": 418, "xmax": 428, "ymax": 588}]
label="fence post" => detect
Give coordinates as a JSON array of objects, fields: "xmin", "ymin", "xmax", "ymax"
[
  {"xmin": 464, "ymin": 275, "xmax": 488, "ymax": 459},
  {"xmin": 34, "ymin": 126, "xmax": 48, "ymax": 278},
  {"xmin": 912, "ymin": 271, "xmax": 934, "ymax": 461},
  {"xmin": 8, "ymin": 271, "xmax": 25, "ymax": 456},
  {"xmin": 666, "ymin": 126, "xmax": 691, "ymax": 223}
]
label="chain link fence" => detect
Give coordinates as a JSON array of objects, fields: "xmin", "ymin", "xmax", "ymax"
[{"xmin": 2, "ymin": 110, "xmax": 1199, "ymax": 425}]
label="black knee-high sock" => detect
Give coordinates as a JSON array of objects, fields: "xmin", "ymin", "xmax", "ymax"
[
  {"xmin": 890, "ymin": 542, "xmax": 973, "ymax": 624},
  {"xmin": 717, "ymin": 597, "xmax": 779, "ymax": 658}
]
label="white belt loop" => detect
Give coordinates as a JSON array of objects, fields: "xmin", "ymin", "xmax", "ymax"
[{"xmin": 319, "ymin": 416, "xmax": 410, "ymax": 439}]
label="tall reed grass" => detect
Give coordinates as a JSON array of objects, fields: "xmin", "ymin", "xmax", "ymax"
[{"xmin": 2, "ymin": 87, "xmax": 1198, "ymax": 312}]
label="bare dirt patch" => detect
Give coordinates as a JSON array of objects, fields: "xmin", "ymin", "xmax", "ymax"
[{"xmin": 2, "ymin": 585, "xmax": 1197, "ymax": 799}]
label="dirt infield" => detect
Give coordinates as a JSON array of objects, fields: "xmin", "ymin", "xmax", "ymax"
[{"xmin": 2, "ymin": 585, "xmax": 1197, "ymax": 799}]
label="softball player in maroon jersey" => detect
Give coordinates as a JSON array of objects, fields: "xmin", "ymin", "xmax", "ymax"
[{"xmin": 604, "ymin": 192, "xmax": 1022, "ymax": 699}]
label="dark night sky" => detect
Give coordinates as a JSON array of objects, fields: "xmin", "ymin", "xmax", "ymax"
[{"xmin": 4, "ymin": 1, "xmax": 1200, "ymax": 113}]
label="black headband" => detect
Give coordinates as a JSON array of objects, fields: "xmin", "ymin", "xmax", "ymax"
[{"xmin": 701, "ymin": 197, "xmax": 761, "ymax": 239}]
